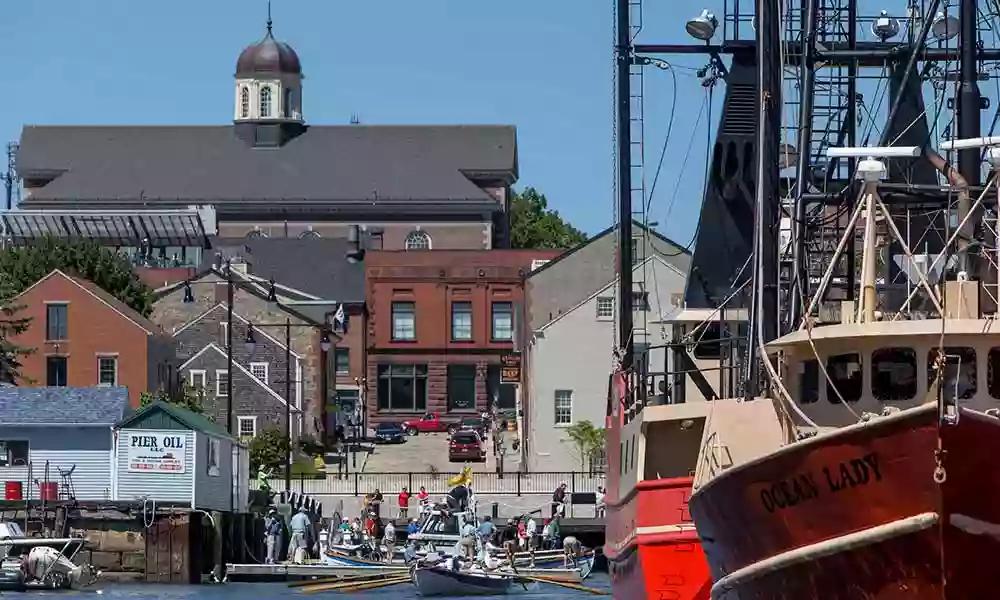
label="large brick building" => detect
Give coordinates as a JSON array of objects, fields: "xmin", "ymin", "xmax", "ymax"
[
  {"xmin": 364, "ymin": 250, "xmax": 560, "ymax": 422},
  {"xmin": 5, "ymin": 14, "xmax": 519, "ymax": 262},
  {"xmin": 10, "ymin": 270, "xmax": 174, "ymax": 407}
]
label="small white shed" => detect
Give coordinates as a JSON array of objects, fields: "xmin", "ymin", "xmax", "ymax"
[{"xmin": 111, "ymin": 402, "xmax": 250, "ymax": 512}]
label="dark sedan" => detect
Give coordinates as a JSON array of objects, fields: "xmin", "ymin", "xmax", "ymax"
[
  {"xmin": 458, "ymin": 416, "xmax": 488, "ymax": 438},
  {"xmin": 374, "ymin": 423, "xmax": 407, "ymax": 444}
]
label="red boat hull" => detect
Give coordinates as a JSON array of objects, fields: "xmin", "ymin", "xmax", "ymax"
[
  {"xmin": 688, "ymin": 405, "xmax": 1000, "ymax": 598},
  {"xmin": 606, "ymin": 478, "xmax": 712, "ymax": 600}
]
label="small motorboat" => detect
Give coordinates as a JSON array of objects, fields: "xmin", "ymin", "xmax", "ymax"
[
  {"xmin": 0, "ymin": 522, "xmax": 98, "ymax": 590},
  {"xmin": 412, "ymin": 564, "xmax": 515, "ymax": 597}
]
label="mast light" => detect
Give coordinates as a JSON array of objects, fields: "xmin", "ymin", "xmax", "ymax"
[
  {"xmin": 686, "ymin": 10, "xmax": 718, "ymax": 41},
  {"xmin": 931, "ymin": 11, "xmax": 960, "ymax": 41},
  {"xmin": 872, "ymin": 11, "xmax": 901, "ymax": 41}
]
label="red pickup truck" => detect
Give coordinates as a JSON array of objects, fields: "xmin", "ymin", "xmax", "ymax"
[{"xmin": 402, "ymin": 413, "xmax": 460, "ymax": 436}]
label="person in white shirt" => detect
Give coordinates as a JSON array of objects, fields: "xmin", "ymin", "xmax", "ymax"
[
  {"xmin": 525, "ymin": 517, "xmax": 538, "ymax": 551},
  {"xmin": 383, "ymin": 521, "xmax": 396, "ymax": 564},
  {"xmin": 459, "ymin": 521, "xmax": 477, "ymax": 559},
  {"xmin": 595, "ymin": 486, "xmax": 606, "ymax": 518}
]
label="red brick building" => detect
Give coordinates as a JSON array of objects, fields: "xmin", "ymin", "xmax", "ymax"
[
  {"xmin": 11, "ymin": 269, "xmax": 175, "ymax": 407},
  {"xmin": 364, "ymin": 250, "xmax": 561, "ymax": 422}
]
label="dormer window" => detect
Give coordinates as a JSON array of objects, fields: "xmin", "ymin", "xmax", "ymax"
[
  {"xmin": 240, "ymin": 87, "xmax": 250, "ymax": 119},
  {"xmin": 260, "ymin": 87, "xmax": 272, "ymax": 118}
]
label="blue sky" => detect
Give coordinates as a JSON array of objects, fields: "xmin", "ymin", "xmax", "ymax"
[{"xmin": 0, "ymin": 0, "xmax": 725, "ymax": 246}]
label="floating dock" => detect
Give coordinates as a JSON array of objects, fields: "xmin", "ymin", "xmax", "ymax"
[{"xmin": 225, "ymin": 562, "xmax": 407, "ymax": 582}]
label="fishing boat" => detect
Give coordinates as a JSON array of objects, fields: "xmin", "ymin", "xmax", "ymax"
[{"xmin": 412, "ymin": 564, "xmax": 514, "ymax": 597}]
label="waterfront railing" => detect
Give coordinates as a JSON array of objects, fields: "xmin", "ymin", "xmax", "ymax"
[{"xmin": 255, "ymin": 471, "xmax": 605, "ymax": 497}]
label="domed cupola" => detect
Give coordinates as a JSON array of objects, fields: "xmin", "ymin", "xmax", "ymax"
[{"xmin": 233, "ymin": 8, "xmax": 304, "ymax": 130}]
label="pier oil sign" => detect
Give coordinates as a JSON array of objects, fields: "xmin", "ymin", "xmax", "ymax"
[
  {"xmin": 758, "ymin": 452, "xmax": 883, "ymax": 513},
  {"xmin": 125, "ymin": 432, "xmax": 187, "ymax": 474}
]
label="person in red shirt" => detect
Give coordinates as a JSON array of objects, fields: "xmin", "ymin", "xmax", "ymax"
[
  {"xmin": 417, "ymin": 486, "xmax": 430, "ymax": 511},
  {"xmin": 365, "ymin": 512, "xmax": 376, "ymax": 539},
  {"xmin": 398, "ymin": 487, "xmax": 412, "ymax": 519}
]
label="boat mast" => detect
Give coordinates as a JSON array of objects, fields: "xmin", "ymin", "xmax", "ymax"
[{"xmin": 615, "ymin": 0, "xmax": 634, "ymax": 373}]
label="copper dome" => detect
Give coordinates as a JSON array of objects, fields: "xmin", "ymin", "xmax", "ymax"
[{"xmin": 236, "ymin": 22, "xmax": 301, "ymax": 76}]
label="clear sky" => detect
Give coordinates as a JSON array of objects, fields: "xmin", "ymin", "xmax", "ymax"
[{"xmin": 0, "ymin": 0, "xmax": 725, "ymax": 246}]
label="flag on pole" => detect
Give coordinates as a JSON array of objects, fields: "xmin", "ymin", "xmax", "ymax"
[{"xmin": 333, "ymin": 303, "xmax": 348, "ymax": 333}]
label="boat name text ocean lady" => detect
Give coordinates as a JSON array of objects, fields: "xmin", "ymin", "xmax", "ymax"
[{"xmin": 758, "ymin": 452, "xmax": 883, "ymax": 513}]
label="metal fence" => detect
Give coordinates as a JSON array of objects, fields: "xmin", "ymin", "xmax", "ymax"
[{"xmin": 258, "ymin": 471, "xmax": 605, "ymax": 497}]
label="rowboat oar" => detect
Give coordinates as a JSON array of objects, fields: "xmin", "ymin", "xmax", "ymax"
[
  {"xmin": 287, "ymin": 571, "xmax": 403, "ymax": 588},
  {"xmin": 300, "ymin": 574, "xmax": 411, "ymax": 594},
  {"xmin": 336, "ymin": 577, "xmax": 413, "ymax": 594},
  {"xmin": 514, "ymin": 574, "xmax": 608, "ymax": 595}
]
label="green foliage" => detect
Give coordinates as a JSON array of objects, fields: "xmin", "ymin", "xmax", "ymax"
[
  {"xmin": 0, "ymin": 273, "xmax": 32, "ymax": 384},
  {"xmin": 250, "ymin": 427, "xmax": 291, "ymax": 475},
  {"xmin": 139, "ymin": 381, "xmax": 211, "ymax": 418},
  {"xmin": 563, "ymin": 420, "xmax": 606, "ymax": 472},
  {"xmin": 0, "ymin": 236, "xmax": 154, "ymax": 317},
  {"xmin": 509, "ymin": 187, "xmax": 587, "ymax": 250},
  {"xmin": 298, "ymin": 435, "xmax": 325, "ymax": 458}
]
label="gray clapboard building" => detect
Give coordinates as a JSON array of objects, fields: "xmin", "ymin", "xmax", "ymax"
[{"xmin": 0, "ymin": 387, "xmax": 130, "ymax": 501}]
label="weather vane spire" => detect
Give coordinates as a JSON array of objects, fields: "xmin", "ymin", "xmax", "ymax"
[{"xmin": 266, "ymin": 0, "xmax": 273, "ymax": 35}]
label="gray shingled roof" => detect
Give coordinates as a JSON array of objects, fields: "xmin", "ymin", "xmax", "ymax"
[
  {"xmin": 17, "ymin": 125, "xmax": 516, "ymax": 203},
  {"xmin": 206, "ymin": 237, "xmax": 365, "ymax": 302},
  {"xmin": 0, "ymin": 387, "xmax": 129, "ymax": 426}
]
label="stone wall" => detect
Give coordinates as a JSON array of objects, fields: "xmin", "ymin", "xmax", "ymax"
[
  {"xmin": 152, "ymin": 273, "xmax": 325, "ymax": 435},
  {"xmin": 72, "ymin": 529, "xmax": 146, "ymax": 583}
]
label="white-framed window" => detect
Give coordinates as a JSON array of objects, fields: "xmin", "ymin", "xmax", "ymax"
[
  {"xmin": 250, "ymin": 362, "xmax": 269, "ymax": 384},
  {"xmin": 97, "ymin": 355, "xmax": 118, "ymax": 386},
  {"xmin": 240, "ymin": 86, "xmax": 250, "ymax": 118},
  {"xmin": 260, "ymin": 86, "xmax": 272, "ymax": 118},
  {"xmin": 451, "ymin": 301, "xmax": 473, "ymax": 341},
  {"xmin": 554, "ymin": 389, "xmax": 573, "ymax": 425},
  {"xmin": 391, "ymin": 301, "xmax": 416, "ymax": 341},
  {"xmin": 216, "ymin": 369, "xmax": 229, "ymax": 397},
  {"xmin": 596, "ymin": 297, "xmax": 614, "ymax": 319},
  {"xmin": 491, "ymin": 302, "xmax": 513, "ymax": 341},
  {"xmin": 238, "ymin": 416, "xmax": 258, "ymax": 438},
  {"xmin": 219, "ymin": 322, "xmax": 229, "ymax": 347},
  {"xmin": 189, "ymin": 369, "xmax": 206, "ymax": 390},
  {"xmin": 404, "ymin": 230, "xmax": 432, "ymax": 250}
]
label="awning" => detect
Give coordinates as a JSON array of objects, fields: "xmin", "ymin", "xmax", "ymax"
[{"xmin": 2, "ymin": 210, "xmax": 209, "ymax": 247}]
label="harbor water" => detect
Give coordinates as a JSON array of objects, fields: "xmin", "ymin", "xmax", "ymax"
[{"xmin": 53, "ymin": 576, "xmax": 610, "ymax": 599}]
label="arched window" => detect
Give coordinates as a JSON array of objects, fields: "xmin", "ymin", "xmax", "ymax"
[
  {"xmin": 404, "ymin": 230, "xmax": 432, "ymax": 250},
  {"xmin": 260, "ymin": 87, "xmax": 272, "ymax": 118},
  {"xmin": 284, "ymin": 87, "xmax": 292, "ymax": 118},
  {"xmin": 240, "ymin": 87, "xmax": 250, "ymax": 119},
  {"xmin": 298, "ymin": 230, "xmax": 321, "ymax": 239}
]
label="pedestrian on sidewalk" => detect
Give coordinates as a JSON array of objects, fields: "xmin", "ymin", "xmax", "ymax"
[
  {"xmin": 398, "ymin": 487, "xmax": 411, "ymax": 519},
  {"xmin": 551, "ymin": 482, "xmax": 567, "ymax": 517}
]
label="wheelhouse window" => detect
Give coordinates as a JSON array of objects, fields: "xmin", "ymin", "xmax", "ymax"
[
  {"xmin": 798, "ymin": 359, "xmax": 819, "ymax": 404},
  {"xmin": 987, "ymin": 348, "xmax": 1000, "ymax": 399},
  {"xmin": 871, "ymin": 347, "xmax": 917, "ymax": 401},
  {"xmin": 376, "ymin": 364, "xmax": 428, "ymax": 411},
  {"xmin": 928, "ymin": 347, "xmax": 977, "ymax": 400},
  {"xmin": 0, "ymin": 441, "xmax": 28, "ymax": 467},
  {"xmin": 826, "ymin": 353, "xmax": 862, "ymax": 403},
  {"xmin": 447, "ymin": 364, "xmax": 477, "ymax": 412}
]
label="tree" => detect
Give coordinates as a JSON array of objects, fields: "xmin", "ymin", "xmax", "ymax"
[
  {"xmin": 0, "ymin": 273, "xmax": 32, "ymax": 384},
  {"xmin": 250, "ymin": 427, "xmax": 291, "ymax": 475},
  {"xmin": 509, "ymin": 187, "xmax": 587, "ymax": 250},
  {"xmin": 0, "ymin": 237, "xmax": 154, "ymax": 317},
  {"xmin": 139, "ymin": 381, "xmax": 211, "ymax": 418},
  {"xmin": 563, "ymin": 420, "xmax": 606, "ymax": 473}
]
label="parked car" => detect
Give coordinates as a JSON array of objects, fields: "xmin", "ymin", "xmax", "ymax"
[
  {"xmin": 448, "ymin": 430, "xmax": 486, "ymax": 463},
  {"xmin": 373, "ymin": 422, "xmax": 407, "ymax": 444},
  {"xmin": 402, "ymin": 413, "xmax": 460, "ymax": 436},
  {"xmin": 458, "ymin": 416, "xmax": 488, "ymax": 438}
]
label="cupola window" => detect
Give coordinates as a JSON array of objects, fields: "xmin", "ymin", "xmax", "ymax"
[
  {"xmin": 260, "ymin": 87, "xmax": 272, "ymax": 118},
  {"xmin": 240, "ymin": 87, "xmax": 250, "ymax": 119},
  {"xmin": 284, "ymin": 88, "xmax": 292, "ymax": 118}
]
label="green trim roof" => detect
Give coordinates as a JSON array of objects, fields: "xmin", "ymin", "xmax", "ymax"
[{"xmin": 116, "ymin": 401, "xmax": 235, "ymax": 440}]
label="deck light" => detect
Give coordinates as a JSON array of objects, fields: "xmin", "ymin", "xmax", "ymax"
[
  {"xmin": 245, "ymin": 325, "xmax": 257, "ymax": 355},
  {"xmin": 872, "ymin": 10, "xmax": 900, "ymax": 41},
  {"xmin": 320, "ymin": 330, "xmax": 332, "ymax": 353},
  {"xmin": 931, "ymin": 11, "xmax": 960, "ymax": 41},
  {"xmin": 686, "ymin": 10, "xmax": 718, "ymax": 41}
]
